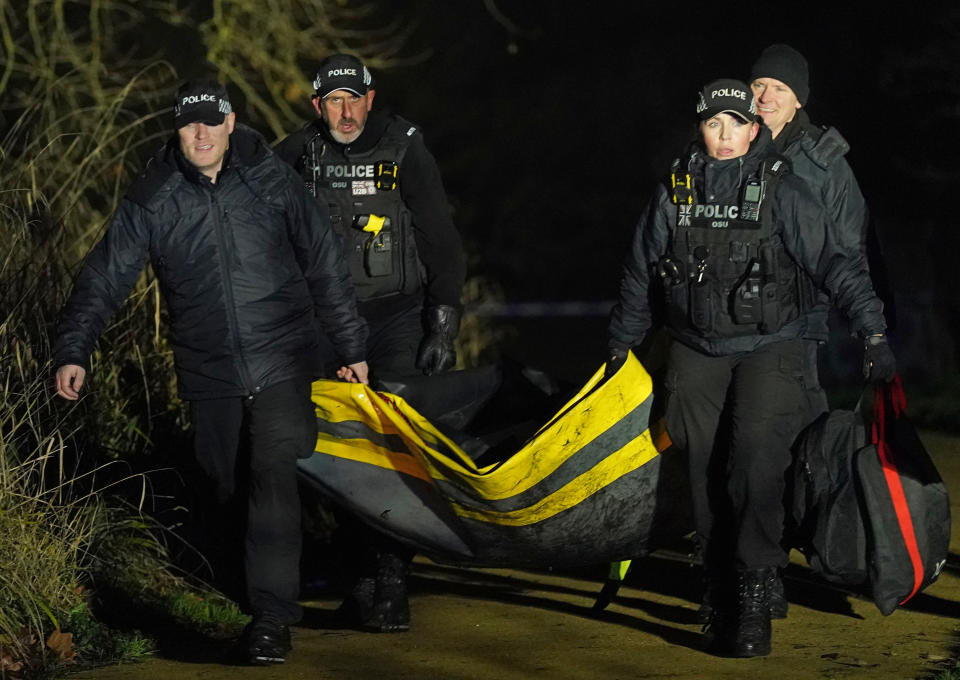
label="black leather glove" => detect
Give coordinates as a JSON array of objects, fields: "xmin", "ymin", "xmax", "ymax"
[
  {"xmin": 604, "ymin": 347, "xmax": 629, "ymax": 379},
  {"xmin": 416, "ymin": 305, "xmax": 461, "ymax": 376},
  {"xmin": 862, "ymin": 333, "xmax": 896, "ymax": 383}
]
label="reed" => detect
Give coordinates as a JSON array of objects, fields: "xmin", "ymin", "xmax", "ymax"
[{"xmin": 0, "ymin": 2, "xmax": 496, "ymax": 675}]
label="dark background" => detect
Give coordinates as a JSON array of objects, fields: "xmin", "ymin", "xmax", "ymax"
[
  {"xmin": 151, "ymin": 0, "xmax": 957, "ymax": 389},
  {"xmin": 355, "ymin": 1, "xmax": 959, "ymax": 389}
]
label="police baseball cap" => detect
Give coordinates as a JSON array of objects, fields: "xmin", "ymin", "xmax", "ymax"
[
  {"xmin": 312, "ymin": 54, "xmax": 373, "ymax": 99},
  {"xmin": 174, "ymin": 78, "xmax": 233, "ymax": 129},
  {"xmin": 696, "ymin": 78, "xmax": 758, "ymax": 123}
]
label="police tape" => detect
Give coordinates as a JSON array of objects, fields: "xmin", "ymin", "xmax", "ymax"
[{"xmin": 467, "ymin": 300, "xmax": 615, "ymax": 318}]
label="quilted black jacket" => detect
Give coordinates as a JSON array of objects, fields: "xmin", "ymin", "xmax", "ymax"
[{"xmin": 54, "ymin": 124, "xmax": 367, "ymax": 399}]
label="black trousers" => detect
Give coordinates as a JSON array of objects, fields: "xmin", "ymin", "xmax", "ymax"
[
  {"xmin": 317, "ymin": 299, "xmax": 423, "ymax": 581},
  {"xmin": 318, "ymin": 299, "xmax": 423, "ymax": 382},
  {"xmin": 191, "ymin": 377, "xmax": 316, "ymax": 623},
  {"xmin": 664, "ymin": 339, "xmax": 825, "ymax": 571}
]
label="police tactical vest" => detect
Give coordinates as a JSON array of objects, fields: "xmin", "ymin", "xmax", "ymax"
[
  {"xmin": 660, "ymin": 154, "xmax": 812, "ymax": 339},
  {"xmin": 303, "ymin": 118, "xmax": 422, "ymax": 301}
]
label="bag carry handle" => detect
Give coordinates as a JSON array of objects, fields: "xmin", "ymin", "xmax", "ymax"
[{"xmin": 870, "ymin": 373, "xmax": 924, "ymax": 604}]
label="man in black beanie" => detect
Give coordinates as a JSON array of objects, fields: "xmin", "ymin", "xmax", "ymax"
[
  {"xmin": 747, "ymin": 42, "xmax": 895, "ymax": 616},
  {"xmin": 751, "ymin": 43, "xmax": 894, "ymax": 346},
  {"xmin": 749, "ymin": 44, "xmax": 892, "ymax": 321},
  {"xmin": 749, "ymin": 43, "xmax": 810, "ymax": 139}
]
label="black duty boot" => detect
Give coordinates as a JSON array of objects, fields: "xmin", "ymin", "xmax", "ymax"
[
  {"xmin": 245, "ymin": 615, "xmax": 292, "ymax": 665},
  {"xmin": 364, "ymin": 552, "xmax": 411, "ymax": 633},
  {"xmin": 730, "ymin": 568, "xmax": 772, "ymax": 658},
  {"xmin": 768, "ymin": 569, "xmax": 788, "ymax": 619},
  {"xmin": 337, "ymin": 575, "xmax": 376, "ymax": 627},
  {"xmin": 708, "ymin": 569, "xmax": 787, "ymax": 621}
]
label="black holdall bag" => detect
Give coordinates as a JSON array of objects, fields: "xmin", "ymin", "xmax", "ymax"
[
  {"xmin": 858, "ymin": 375, "xmax": 951, "ymax": 615},
  {"xmin": 790, "ymin": 405, "xmax": 869, "ymax": 586},
  {"xmin": 791, "ymin": 375, "xmax": 950, "ymax": 614}
]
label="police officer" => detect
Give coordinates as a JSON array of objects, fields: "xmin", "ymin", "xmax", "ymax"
[
  {"xmin": 54, "ymin": 78, "xmax": 369, "ymax": 666},
  {"xmin": 275, "ymin": 54, "xmax": 466, "ymax": 633},
  {"xmin": 606, "ymin": 79, "xmax": 894, "ymax": 657}
]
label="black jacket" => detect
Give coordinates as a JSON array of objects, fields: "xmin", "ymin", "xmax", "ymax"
[
  {"xmin": 275, "ymin": 112, "xmax": 465, "ymax": 318},
  {"xmin": 774, "ymin": 111, "xmax": 895, "ymax": 329},
  {"xmin": 54, "ymin": 124, "xmax": 367, "ymax": 400},
  {"xmin": 608, "ymin": 127, "xmax": 887, "ymax": 357}
]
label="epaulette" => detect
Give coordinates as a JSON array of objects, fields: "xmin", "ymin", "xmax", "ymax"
[
  {"xmin": 761, "ymin": 153, "xmax": 792, "ymax": 179},
  {"xmin": 802, "ymin": 126, "xmax": 850, "ymax": 170}
]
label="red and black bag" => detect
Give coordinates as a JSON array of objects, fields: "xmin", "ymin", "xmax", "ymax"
[
  {"xmin": 791, "ymin": 376, "xmax": 950, "ymax": 614},
  {"xmin": 857, "ymin": 375, "xmax": 951, "ymax": 614},
  {"xmin": 790, "ymin": 406, "xmax": 869, "ymax": 586}
]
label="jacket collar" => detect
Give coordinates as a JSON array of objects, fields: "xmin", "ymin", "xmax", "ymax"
[
  {"xmin": 127, "ymin": 125, "xmax": 268, "ymax": 208},
  {"xmin": 311, "ymin": 111, "xmax": 389, "ymax": 156},
  {"xmin": 772, "ymin": 109, "xmax": 818, "ymax": 153},
  {"xmin": 687, "ymin": 126, "xmax": 775, "ymax": 201},
  {"xmin": 691, "ymin": 125, "xmax": 774, "ymax": 172}
]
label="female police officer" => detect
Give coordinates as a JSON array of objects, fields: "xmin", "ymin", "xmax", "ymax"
[{"xmin": 606, "ymin": 79, "xmax": 893, "ymax": 657}]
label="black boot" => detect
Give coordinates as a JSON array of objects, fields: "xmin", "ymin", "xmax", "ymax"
[
  {"xmin": 336, "ymin": 540, "xmax": 379, "ymax": 627},
  {"xmin": 244, "ymin": 615, "xmax": 292, "ymax": 665},
  {"xmin": 337, "ymin": 574, "xmax": 376, "ymax": 626},
  {"xmin": 363, "ymin": 552, "xmax": 410, "ymax": 633},
  {"xmin": 730, "ymin": 568, "xmax": 772, "ymax": 658},
  {"xmin": 701, "ymin": 569, "xmax": 787, "ymax": 622},
  {"xmin": 768, "ymin": 569, "xmax": 788, "ymax": 619}
]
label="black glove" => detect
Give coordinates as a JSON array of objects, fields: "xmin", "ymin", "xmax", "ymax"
[
  {"xmin": 604, "ymin": 347, "xmax": 629, "ymax": 379},
  {"xmin": 862, "ymin": 334, "xmax": 896, "ymax": 383},
  {"xmin": 416, "ymin": 305, "xmax": 461, "ymax": 376}
]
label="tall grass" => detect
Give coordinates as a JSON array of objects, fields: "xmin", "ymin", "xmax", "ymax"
[
  {"xmin": 0, "ymin": 172, "xmax": 181, "ymax": 675},
  {"xmin": 0, "ymin": 366, "xmax": 152, "ymax": 674},
  {"xmin": 1, "ymin": 2, "xmax": 199, "ymax": 675}
]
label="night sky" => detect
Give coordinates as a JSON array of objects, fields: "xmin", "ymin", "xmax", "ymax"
[
  {"xmin": 360, "ymin": 2, "xmax": 958, "ymax": 383},
  {"xmin": 373, "ymin": 3, "xmax": 949, "ymax": 297},
  {"xmin": 145, "ymin": 1, "xmax": 956, "ymax": 382}
]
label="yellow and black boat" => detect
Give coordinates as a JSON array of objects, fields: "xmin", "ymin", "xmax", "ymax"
[{"xmin": 298, "ymin": 351, "xmax": 665, "ymax": 568}]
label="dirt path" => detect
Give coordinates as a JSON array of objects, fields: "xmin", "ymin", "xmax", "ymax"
[{"xmin": 76, "ymin": 430, "xmax": 960, "ymax": 680}]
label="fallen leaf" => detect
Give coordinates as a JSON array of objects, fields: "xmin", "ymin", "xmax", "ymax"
[
  {"xmin": 46, "ymin": 629, "xmax": 76, "ymax": 663},
  {"xmin": 1, "ymin": 654, "xmax": 23, "ymax": 672}
]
